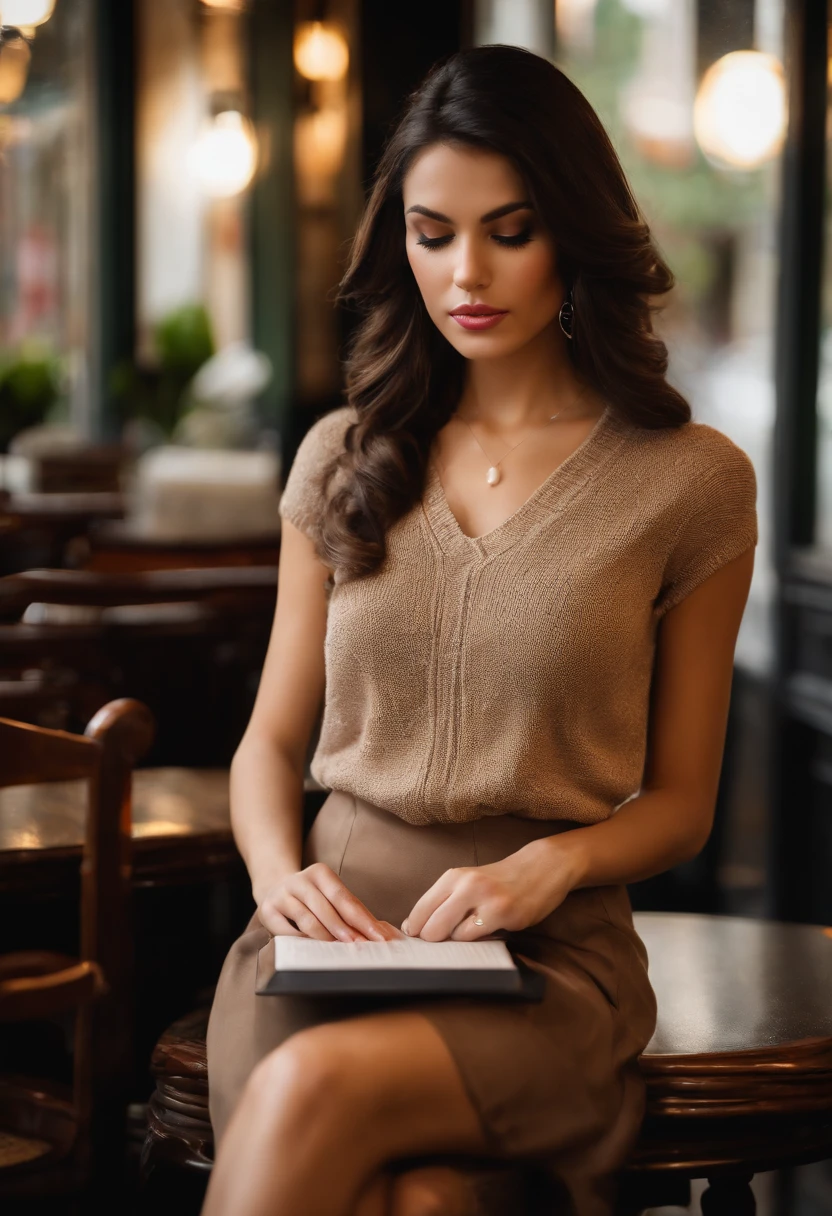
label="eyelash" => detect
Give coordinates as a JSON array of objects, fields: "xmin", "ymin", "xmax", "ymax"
[{"xmin": 415, "ymin": 229, "xmax": 534, "ymax": 252}]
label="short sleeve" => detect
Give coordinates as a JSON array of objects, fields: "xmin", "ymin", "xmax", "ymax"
[
  {"xmin": 278, "ymin": 406, "xmax": 354, "ymax": 539},
  {"xmin": 654, "ymin": 439, "xmax": 758, "ymax": 619}
]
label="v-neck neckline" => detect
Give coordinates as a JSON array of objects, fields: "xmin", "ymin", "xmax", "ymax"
[{"xmin": 423, "ymin": 403, "xmax": 627, "ymax": 559}]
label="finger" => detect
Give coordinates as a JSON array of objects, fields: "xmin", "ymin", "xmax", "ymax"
[
  {"xmin": 418, "ymin": 891, "xmax": 478, "ymax": 942},
  {"xmin": 259, "ymin": 907, "xmax": 304, "ymax": 938},
  {"xmin": 449, "ymin": 913, "xmax": 493, "ymax": 941},
  {"xmin": 310, "ymin": 867, "xmax": 389, "ymax": 941},
  {"xmin": 377, "ymin": 920, "xmax": 407, "ymax": 940},
  {"xmin": 281, "ymin": 893, "xmax": 337, "ymax": 941},
  {"xmin": 403, "ymin": 870, "xmax": 464, "ymax": 938},
  {"xmin": 297, "ymin": 882, "xmax": 366, "ymax": 943}
]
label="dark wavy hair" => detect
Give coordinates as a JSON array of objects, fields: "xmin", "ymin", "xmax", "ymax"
[{"xmin": 315, "ymin": 44, "xmax": 690, "ymax": 584}]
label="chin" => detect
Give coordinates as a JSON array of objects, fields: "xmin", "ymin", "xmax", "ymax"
[{"xmin": 445, "ymin": 331, "xmax": 528, "ymax": 360}]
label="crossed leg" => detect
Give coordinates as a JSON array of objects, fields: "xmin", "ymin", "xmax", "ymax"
[
  {"xmin": 201, "ymin": 1009, "xmax": 492, "ymax": 1216},
  {"xmin": 354, "ymin": 1166, "xmax": 484, "ymax": 1216}
]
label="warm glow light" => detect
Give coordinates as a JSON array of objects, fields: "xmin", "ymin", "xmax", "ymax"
[
  {"xmin": 0, "ymin": 30, "xmax": 31, "ymax": 105},
  {"xmin": 188, "ymin": 110, "xmax": 258, "ymax": 198},
  {"xmin": 0, "ymin": 0, "xmax": 56, "ymax": 26},
  {"xmin": 554, "ymin": 0, "xmax": 598, "ymax": 52},
  {"xmin": 293, "ymin": 21, "xmax": 349, "ymax": 81},
  {"xmin": 198, "ymin": 0, "xmax": 246, "ymax": 9},
  {"xmin": 694, "ymin": 51, "xmax": 787, "ymax": 170},
  {"xmin": 295, "ymin": 107, "xmax": 347, "ymax": 180}
]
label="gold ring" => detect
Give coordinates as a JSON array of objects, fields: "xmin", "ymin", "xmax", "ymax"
[{"xmin": 472, "ymin": 916, "xmax": 485, "ymax": 927}]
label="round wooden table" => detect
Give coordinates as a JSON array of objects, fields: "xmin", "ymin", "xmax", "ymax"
[
  {"xmin": 142, "ymin": 912, "xmax": 832, "ymax": 1214},
  {"xmin": 622, "ymin": 912, "xmax": 832, "ymax": 1212}
]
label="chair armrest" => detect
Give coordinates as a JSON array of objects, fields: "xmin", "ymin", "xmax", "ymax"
[{"xmin": 0, "ymin": 955, "xmax": 105, "ymax": 1021}]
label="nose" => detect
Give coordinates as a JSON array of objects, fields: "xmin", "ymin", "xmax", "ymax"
[{"xmin": 452, "ymin": 235, "xmax": 490, "ymax": 293}]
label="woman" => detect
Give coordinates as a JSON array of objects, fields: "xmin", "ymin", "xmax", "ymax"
[{"xmin": 203, "ymin": 44, "xmax": 757, "ymax": 1216}]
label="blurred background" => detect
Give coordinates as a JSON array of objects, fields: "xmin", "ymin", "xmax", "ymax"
[{"xmin": 0, "ymin": 1, "xmax": 831, "ymax": 1213}]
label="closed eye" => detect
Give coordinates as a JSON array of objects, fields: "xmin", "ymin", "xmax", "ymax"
[{"xmin": 415, "ymin": 229, "xmax": 534, "ymax": 252}]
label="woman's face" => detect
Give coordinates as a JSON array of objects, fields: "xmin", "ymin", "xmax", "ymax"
[{"xmin": 402, "ymin": 142, "xmax": 566, "ymax": 359}]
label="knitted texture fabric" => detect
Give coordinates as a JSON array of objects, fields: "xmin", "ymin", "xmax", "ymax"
[{"xmin": 278, "ymin": 404, "xmax": 758, "ymax": 826}]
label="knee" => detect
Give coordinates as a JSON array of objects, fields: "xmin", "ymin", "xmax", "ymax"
[
  {"xmin": 244, "ymin": 1025, "xmax": 356, "ymax": 1125},
  {"xmin": 389, "ymin": 1166, "xmax": 477, "ymax": 1216}
]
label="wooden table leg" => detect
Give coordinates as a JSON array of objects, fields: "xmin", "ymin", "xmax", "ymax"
[{"xmin": 701, "ymin": 1173, "xmax": 755, "ymax": 1214}]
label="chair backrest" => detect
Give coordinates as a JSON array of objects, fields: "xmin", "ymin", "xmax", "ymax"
[
  {"xmin": 0, "ymin": 700, "xmax": 155, "ymax": 1123},
  {"xmin": 0, "ymin": 566, "xmax": 278, "ymax": 621},
  {"xmin": 0, "ymin": 697, "xmax": 155, "ymax": 967},
  {"xmin": 0, "ymin": 568, "xmax": 277, "ymax": 763},
  {"xmin": 0, "ymin": 619, "xmax": 107, "ymax": 724},
  {"xmin": 0, "ymin": 492, "xmax": 125, "ymax": 575}
]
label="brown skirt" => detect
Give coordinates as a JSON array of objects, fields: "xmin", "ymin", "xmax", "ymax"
[{"xmin": 206, "ymin": 790, "xmax": 658, "ymax": 1216}]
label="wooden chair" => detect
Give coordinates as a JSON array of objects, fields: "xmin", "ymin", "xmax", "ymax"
[
  {"xmin": 0, "ymin": 619, "xmax": 110, "ymax": 732},
  {"xmin": 0, "ymin": 699, "xmax": 155, "ymax": 1202},
  {"xmin": 140, "ymin": 912, "xmax": 832, "ymax": 1215},
  {"xmin": 0, "ymin": 566, "xmax": 278, "ymax": 621},
  {"xmin": 0, "ymin": 567, "xmax": 278, "ymax": 765},
  {"xmin": 0, "ymin": 567, "xmax": 285, "ymax": 1149},
  {"xmin": 0, "ymin": 491, "xmax": 125, "ymax": 574},
  {"xmin": 81, "ymin": 518, "xmax": 281, "ymax": 573}
]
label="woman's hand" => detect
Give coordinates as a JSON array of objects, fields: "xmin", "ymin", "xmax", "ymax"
[
  {"xmin": 256, "ymin": 862, "xmax": 395, "ymax": 942},
  {"xmin": 401, "ymin": 836, "xmax": 583, "ymax": 941}
]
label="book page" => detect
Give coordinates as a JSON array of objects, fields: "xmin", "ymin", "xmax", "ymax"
[{"xmin": 274, "ymin": 936, "xmax": 517, "ymax": 972}]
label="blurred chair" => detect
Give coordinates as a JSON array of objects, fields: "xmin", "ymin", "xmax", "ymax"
[
  {"xmin": 0, "ymin": 699, "xmax": 154, "ymax": 1204},
  {"xmin": 0, "ymin": 565, "xmax": 278, "ymax": 620},
  {"xmin": 0, "ymin": 567, "xmax": 278, "ymax": 766},
  {"xmin": 0, "ymin": 618, "xmax": 110, "ymax": 733},
  {"xmin": 0, "ymin": 491, "xmax": 125, "ymax": 574},
  {"xmin": 141, "ymin": 912, "xmax": 832, "ymax": 1216},
  {"xmin": 80, "ymin": 517, "xmax": 280, "ymax": 574},
  {"xmin": 26, "ymin": 445, "xmax": 125, "ymax": 495},
  {"xmin": 0, "ymin": 566, "xmax": 284, "ymax": 1145},
  {"xmin": 2, "ymin": 432, "xmax": 126, "ymax": 496}
]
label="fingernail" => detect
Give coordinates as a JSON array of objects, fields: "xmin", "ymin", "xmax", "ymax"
[
  {"xmin": 401, "ymin": 919, "xmax": 410, "ymax": 935},
  {"xmin": 338, "ymin": 931, "xmax": 353, "ymax": 942}
]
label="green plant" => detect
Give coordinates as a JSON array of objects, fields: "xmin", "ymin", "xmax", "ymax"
[
  {"xmin": 0, "ymin": 340, "xmax": 62, "ymax": 452},
  {"xmin": 110, "ymin": 303, "xmax": 215, "ymax": 437}
]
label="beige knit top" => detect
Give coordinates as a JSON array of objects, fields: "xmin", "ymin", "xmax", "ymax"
[{"xmin": 278, "ymin": 403, "xmax": 758, "ymax": 827}]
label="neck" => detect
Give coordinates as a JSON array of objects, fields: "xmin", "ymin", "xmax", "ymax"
[{"xmin": 457, "ymin": 319, "xmax": 599, "ymax": 429}]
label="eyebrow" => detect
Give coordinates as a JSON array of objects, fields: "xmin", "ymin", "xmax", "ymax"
[{"xmin": 404, "ymin": 201, "xmax": 533, "ymax": 224}]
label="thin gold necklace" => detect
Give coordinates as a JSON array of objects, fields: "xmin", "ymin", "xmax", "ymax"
[{"xmin": 456, "ymin": 386, "xmax": 593, "ymax": 486}]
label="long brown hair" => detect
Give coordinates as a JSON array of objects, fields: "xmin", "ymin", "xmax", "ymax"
[{"xmin": 316, "ymin": 44, "xmax": 690, "ymax": 584}]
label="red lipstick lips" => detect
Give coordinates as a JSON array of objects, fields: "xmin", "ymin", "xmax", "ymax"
[{"xmin": 450, "ymin": 304, "xmax": 509, "ymax": 331}]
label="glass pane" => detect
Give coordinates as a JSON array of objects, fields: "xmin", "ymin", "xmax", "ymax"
[
  {"xmin": 476, "ymin": 0, "xmax": 786, "ymax": 676},
  {"xmin": 0, "ymin": 0, "xmax": 94, "ymax": 447},
  {"xmin": 132, "ymin": 0, "xmax": 256, "ymax": 446},
  {"xmin": 814, "ymin": 9, "xmax": 832, "ymax": 553}
]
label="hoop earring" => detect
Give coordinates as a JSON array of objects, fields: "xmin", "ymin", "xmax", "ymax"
[{"xmin": 558, "ymin": 290, "xmax": 574, "ymax": 340}]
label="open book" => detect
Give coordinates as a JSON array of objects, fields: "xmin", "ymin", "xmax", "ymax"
[{"xmin": 255, "ymin": 934, "xmax": 545, "ymax": 999}]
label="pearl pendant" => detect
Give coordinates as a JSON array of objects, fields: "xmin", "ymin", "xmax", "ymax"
[{"xmin": 486, "ymin": 466, "xmax": 501, "ymax": 486}]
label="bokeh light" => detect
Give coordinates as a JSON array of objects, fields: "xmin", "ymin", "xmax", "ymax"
[
  {"xmin": 694, "ymin": 50, "xmax": 787, "ymax": 170},
  {"xmin": 0, "ymin": 29, "xmax": 31, "ymax": 105},
  {"xmin": 293, "ymin": 21, "xmax": 349, "ymax": 82},
  {"xmin": 187, "ymin": 109, "xmax": 258, "ymax": 198},
  {"xmin": 0, "ymin": 0, "xmax": 56, "ymax": 26}
]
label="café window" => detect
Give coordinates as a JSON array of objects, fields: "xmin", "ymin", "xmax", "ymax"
[
  {"xmin": 814, "ymin": 7, "xmax": 832, "ymax": 553},
  {"xmin": 132, "ymin": 0, "xmax": 258, "ymax": 449},
  {"xmin": 481, "ymin": 0, "xmax": 787, "ymax": 676},
  {"xmin": 0, "ymin": 0, "xmax": 94, "ymax": 449}
]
